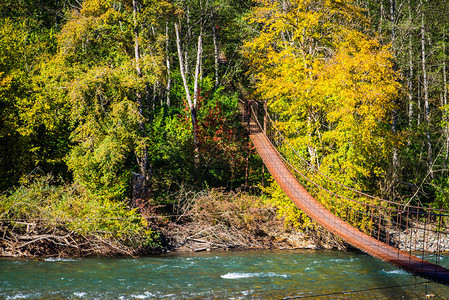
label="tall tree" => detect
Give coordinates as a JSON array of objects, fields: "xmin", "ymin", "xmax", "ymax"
[{"xmin": 37, "ymin": 0, "xmax": 172, "ymax": 201}]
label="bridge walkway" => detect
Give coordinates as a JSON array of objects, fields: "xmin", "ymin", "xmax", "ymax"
[{"xmin": 249, "ymin": 120, "xmax": 449, "ymax": 284}]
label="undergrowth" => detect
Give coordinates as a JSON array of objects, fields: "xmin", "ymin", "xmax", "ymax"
[{"xmin": 0, "ymin": 174, "xmax": 159, "ymax": 257}]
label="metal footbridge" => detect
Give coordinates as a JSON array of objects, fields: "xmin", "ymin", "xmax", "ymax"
[{"xmin": 245, "ymin": 101, "xmax": 449, "ymax": 285}]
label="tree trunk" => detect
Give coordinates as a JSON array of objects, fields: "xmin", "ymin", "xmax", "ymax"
[
  {"xmin": 390, "ymin": 0, "xmax": 396, "ymax": 50},
  {"xmin": 418, "ymin": 78, "xmax": 421, "ymax": 126},
  {"xmin": 192, "ymin": 33, "xmax": 202, "ymax": 164},
  {"xmin": 443, "ymin": 29, "xmax": 448, "ymax": 166},
  {"xmin": 307, "ymin": 114, "xmax": 317, "ymax": 167},
  {"xmin": 193, "ymin": 34, "xmax": 202, "ymax": 108},
  {"xmin": 165, "ymin": 22, "xmax": 171, "ymax": 106},
  {"xmin": 379, "ymin": 0, "xmax": 384, "ymax": 35},
  {"xmin": 132, "ymin": 0, "xmax": 149, "ymax": 201},
  {"xmin": 175, "ymin": 22, "xmax": 201, "ymax": 166},
  {"xmin": 407, "ymin": 0, "xmax": 414, "ymax": 128},
  {"xmin": 213, "ymin": 22, "xmax": 219, "ymax": 88},
  {"xmin": 421, "ymin": 3, "xmax": 432, "ymax": 175},
  {"xmin": 175, "ymin": 23, "xmax": 193, "ymax": 108},
  {"xmin": 390, "ymin": 0, "xmax": 399, "ymax": 179},
  {"xmin": 184, "ymin": 5, "xmax": 190, "ymax": 76}
]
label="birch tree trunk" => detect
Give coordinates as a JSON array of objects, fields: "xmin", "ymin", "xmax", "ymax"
[
  {"xmin": 193, "ymin": 34, "xmax": 202, "ymax": 109},
  {"xmin": 379, "ymin": 0, "xmax": 384, "ymax": 35},
  {"xmin": 175, "ymin": 23, "xmax": 201, "ymax": 166},
  {"xmin": 213, "ymin": 22, "xmax": 219, "ymax": 88},
  {"xmin": 389, "ymin": 0, "xmax": 399, "ymax": 180},
  {"xmin": 184, "ymin": 5, "xmax": 190, "ymax": 76},
  {"xmin": 407, "ymin": 0, "xmax": 414, "ymax": 128},
  {"xmin": 443, "ymin": 29, "xmax": 448, "ymax": 165},
  {"xmin": 165, "ymin": 22, "xmax": 171, "ymax": 106},
  {"xmin": 421, "ymin": 3, "xmax": 432, "ymax": 175}
]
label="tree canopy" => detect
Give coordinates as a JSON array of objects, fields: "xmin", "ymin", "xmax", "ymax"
[{"xmin": 1, "ymin": 0, "xmax": 449, "ymax": 238}]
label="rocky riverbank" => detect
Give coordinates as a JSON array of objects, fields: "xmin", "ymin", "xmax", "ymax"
[{"xmin": 388, "ymin": 224, "xmax": 449, "ymax": 253}]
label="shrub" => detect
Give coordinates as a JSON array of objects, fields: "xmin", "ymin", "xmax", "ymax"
[{"xmin": 0, "ymin": 174, "xmax": 159, "ymax": 256}]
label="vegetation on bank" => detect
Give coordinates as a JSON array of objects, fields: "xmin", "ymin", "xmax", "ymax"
[
  {"xmin": 0, "ymin": 174, "xmax": 157, "ymax": 257},
  {"xmin": 1, "ymin": 0, "xmax": 449, "ymax": 256}
]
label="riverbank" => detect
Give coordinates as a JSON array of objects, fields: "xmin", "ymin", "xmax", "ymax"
[
  {"xmin": 0, "ymin": 186, "xmax": 344, "ymax": 258},
  {"xmin": 3, "ymin": 184, "xmax": 448, "ymax": 258},
  {"xmin": 158, "ymin": 210, "xmax": 344, "ymax": 253},
  {"xmin": 150, "ymin": 188, "xmax": 347, "ymax": 254}
]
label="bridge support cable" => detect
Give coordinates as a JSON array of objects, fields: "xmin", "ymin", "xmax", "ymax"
[{"xmin": 245, "ymin": 100, "xmax": 449, "ymax": 285}]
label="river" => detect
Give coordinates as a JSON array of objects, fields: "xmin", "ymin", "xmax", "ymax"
[{"xmin": 1, "ymin": 249, "xmax": 449, "ymax": 299}]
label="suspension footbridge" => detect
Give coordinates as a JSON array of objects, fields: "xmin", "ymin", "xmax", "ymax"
[{"xmin": 245, "ymin": 100, "xmax": 449, "ymax": 285}]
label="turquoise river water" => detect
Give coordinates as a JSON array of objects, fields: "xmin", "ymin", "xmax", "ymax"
[{"xmin": 1, "ymin": 249, "xmax": 449, "ymax": 299}]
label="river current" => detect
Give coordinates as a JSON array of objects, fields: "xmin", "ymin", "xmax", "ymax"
[{"xmin": 1, "ymin": 249, "xmax": 449, "ymax": 299}]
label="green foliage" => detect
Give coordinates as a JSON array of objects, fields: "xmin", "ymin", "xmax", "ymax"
[
  {"xmin": 64, "ymin": 66, "xmax": 143, "ymax": 199},
  {"xmin": 37, "ymin": 0, "xmax": 171, "ymax": 198},
  {"xmin": 0, "ymin": 174, "xmax": 157, "ymax": 247},
  {"xmin": 196, "ymin": 88, "xmax": 248, "ymax": 185},
  {"xmin": 175, "ymin": 86, "xmax": 254, "ymax": 188},
  {"xmin": 147, "ymin": 105, "xmax": 192, "ymax": 197},
  {"xmin": 148, "ymin": 86, "xmax": 257, "ymax": 197},
  {"xmin": 0, "ymin": 15, "xmax": 62, "ymax": 190}
]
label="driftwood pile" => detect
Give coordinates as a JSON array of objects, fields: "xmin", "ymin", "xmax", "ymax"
[
  {"xmin": 157, "ymin": 189, "xmax": 345, "ymax": 252},
  {"xmin": 0, "ymin": 221, "xmax": 139, "ymax": 258}
]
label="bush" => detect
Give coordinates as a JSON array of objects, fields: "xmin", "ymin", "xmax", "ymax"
[{"xmin": 0, "ymin": 174, "xmax": 159, "ymax": 257}]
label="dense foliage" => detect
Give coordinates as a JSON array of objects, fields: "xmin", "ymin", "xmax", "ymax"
[
  {"xmin": 0, "ymin": 0, "xmax": 258, "ymax": 253},
  {"xmin": 0, "ymin": 174, "xmax": 157, "ymax": 256},
  {"xmin": 1, "ymin": 0, "xmax": 449, "ymax": 251},
  {"xmin": 244, "ymin": 0, "xmax": 449, "ymax": 228}
]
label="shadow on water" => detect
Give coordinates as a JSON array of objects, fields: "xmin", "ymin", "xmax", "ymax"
[
  {"xmin": 342, "ymin": 249, "xmax": 447, "ymax": 300},
  {"xmin": 360, "ymin": 252, "xmax": 420, "ymax": 299},
  {"xmin": 281, "ymin": 248, "xmax": 445, "ymax": 299}
]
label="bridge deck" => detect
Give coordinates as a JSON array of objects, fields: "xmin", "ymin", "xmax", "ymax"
[{"xmin": 250, "ymin": 129, "xmax": 449, "ymax": 284}]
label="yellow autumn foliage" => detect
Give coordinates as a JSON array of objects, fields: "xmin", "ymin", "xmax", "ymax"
[{"xmin": 245, "ymin": 0, "xmax": 402, "ymax": 229}]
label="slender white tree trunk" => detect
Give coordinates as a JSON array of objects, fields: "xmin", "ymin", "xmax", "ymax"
[
  {"xmin": 408, "ymin": 0, "xmax": 414, "ymax": 128},
  {"xmin": 175, "ymin": 23, "xmax": 193, "ymax": 108},
  {"xmin": 175, "ymin": 23, "xmax": 201, "ymax": 165},
  {"xmin": 213, "ymin": 22, "xmax": 219, "ymax": 88},
  {"xmin": 165, "ymin": 22, "xmax": 171, "ymax": 106},
  {"xmin": 443, "ymin": 29, "xmax": 448, "ymax": 163},
  {"xmin": 421, "ymin": 3, "xmax": 432, "ymax": 175}
]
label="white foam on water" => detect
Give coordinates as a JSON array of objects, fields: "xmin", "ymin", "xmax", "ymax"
[
  {"xmin": 44, "ymin": 257, "xmax": 79, "ymax": 262},
  {"xmin": 73, "ymin": 292, "xmax": 87, "ymax": 297},
  {"xmin": 328, "ymin": 258, "xmax": 359, "ymax": 263},
  {"xmin": 382, "ymin": 269, "xmax": 408, "ymax": 275},
  {"xmin": 221, "ymin": 272, "xmax": 256, "ymax": 279},
  {"xmin": 162, "ymin": 294, "xmax": 175, "ymax": 297},
  {"xmin": 221, "ymin": 272, "xmax": 289, "ymax": 279},
  {"xmin": 130, "ymin": 291, "xmax": 155, "ymax": 299},
  {"xmin": 7, "ymin": 293, "xmax": 37, "ymax": 299},
  {"xmin": 241, "ymin": 289, "xmax": 254, "ymax": 296}
]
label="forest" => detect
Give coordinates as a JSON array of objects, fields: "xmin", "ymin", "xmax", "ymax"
[{"xmin": 1, "ymin": 0, "xmax": 449, "ymax": 256}]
